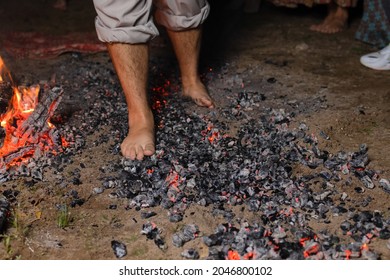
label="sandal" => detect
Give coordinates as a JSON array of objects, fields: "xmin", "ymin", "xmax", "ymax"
[{"xmin": 360, "ymin": 44, "xmax": 390, "ymax": 70}]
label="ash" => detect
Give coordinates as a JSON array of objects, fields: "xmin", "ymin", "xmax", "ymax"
[{"xmin": 0, "ymin": 54, "xmax": 389, "ymax": 260}]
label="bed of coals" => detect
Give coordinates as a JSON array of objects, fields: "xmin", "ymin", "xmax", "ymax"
[{"xmin": 1, "ymin": 52, "xmax": 389, "ymax": 260}]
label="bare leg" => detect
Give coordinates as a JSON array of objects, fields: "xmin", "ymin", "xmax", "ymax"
[
  {"xmin": 310, "ymin": 2, "xmax": 348, "ymax": 34},
  {"xmin": 107, "ymin": 43, "xmax": 155, "ymax": 160},
  {"xmin": 166, "ymin": 28, "xmax": 215, "ymax": 108}
]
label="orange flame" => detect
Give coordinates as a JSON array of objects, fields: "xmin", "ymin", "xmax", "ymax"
[
  {"xmin": 0, "ymin": 55, "xmax": 65, "ymax": 168},
  {"xmin": 0, "ymin": 56, "xmax": 13, "ymax": 84}
]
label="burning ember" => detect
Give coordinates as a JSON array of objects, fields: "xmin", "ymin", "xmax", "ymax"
[{"xmin": 0, "ymin": 56, "xmax": 66, "ymax": 172}]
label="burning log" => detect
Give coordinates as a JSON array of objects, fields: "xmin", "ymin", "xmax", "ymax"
[{"xmin": 0, "ymin": 86, "xmax": 65, "ymax": 171}]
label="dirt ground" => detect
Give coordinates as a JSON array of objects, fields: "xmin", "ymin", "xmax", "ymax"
[{"xmin": 0, "ymin": 0, "xmax": 389, "ymax": 260}]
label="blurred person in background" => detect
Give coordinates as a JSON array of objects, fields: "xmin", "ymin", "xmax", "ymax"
[
  {"xmin": 356, "ymin": 0, "xmax": 390, "ymax": 70},
  {"xmin": 268, "ymin": 0, "xmax": 358, "ymax": 33}
]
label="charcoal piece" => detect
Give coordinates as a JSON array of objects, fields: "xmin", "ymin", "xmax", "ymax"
[
  {"xmin": 141, "ymin": 221, "xmax": 158, "ymax": 239},
  {"xmin": 319, "ymin": 131, "xmax": 330, "ymax": 140},
  {"xmin": 207, "ymin": 247, "xmax": 225, "ymax": 260},
  {"xmin": 181, "ymin": 248, "xmax": 200, "ymax": 259},
  {"xmin": 267, "ymin": 77, "xmax": 277, "ymax": 84},
  {"xmin": 319, "ymin": 171, "xmax": 332, "ymax": 181},
  {"xmin": 93, "ymin": 187, "xmax": 104, "ymax": 194},
  {"xmin": 357, "ymin": 211, "xmax": 373, "ymax": 223},
  {"xmin": 359, "ymin": 144, "xmax": 368, "ymax": 154},
  {"xmin": 340, "ymin": 221, "xmax": 351, "ymax": 232},
  {"xmin": 379, "ymin": 179, "xmax": 390, "ymax": 193},
  {"xmin": 169, "ymin": 213, "xmax": 183, "ymax": 223},
  {"xmin": 160, "ymin": 198, "xmax": 174, "ymax": 209},
  {"xmin": 172, "ymin": 224, "xmax": 199, "ymax": 247},
  {"xmin": 314, "ymin": 190, "xmax": 332, "ymax": 201},
  {"xmin": 140, "ymin": 211, "xmax": 157, "ymax": 219},
  {"xmin": 70, "ymin": 198, "xmax": 85, "ymax": 207},
  {"xmin": 203, "ymin": 233, "xmax": 223, "ymax": 247},
  {"xmin": 379, "ymin": 228, "xmax": 390, "ymax": 239},
  {"xmin": 360, "ymin": 176, "xmax": 374, "ymax": 189},
  {"xmin": 350, "ymin": 155, "xmax": 369, "ymax": 169},
  {"xmin": 172, "ymin": 233, "xmax": 186, "ymax": 247},
  {"xmin": 111, "ymin": 240, "xmax": 127, "ymax": 259},
  {"xmin": 154, "ymin": 235, "xmax": 167, "ymax": 251},
  {"xmin": 0, "ymin": 196, "xmax": 10, "ymax": 233},
  {"xmin": 324, "ymin": 159, "xmax": 339, "ymax": 170},
  {"xmin": 354, "ymin": 187, "xmax": 365, "ymax": 193}
]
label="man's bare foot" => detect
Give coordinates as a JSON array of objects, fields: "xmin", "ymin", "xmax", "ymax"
[
  {"xmin": 182, "ymin": 79, "xmax": 215, "ymax": 108},
  {"xmin": 121, "ymin": 113, "xmax": 155, "ymax": 160},
  {"xmin": 310, "ymin": 5, "xmax": 348, "ymax": 34}
]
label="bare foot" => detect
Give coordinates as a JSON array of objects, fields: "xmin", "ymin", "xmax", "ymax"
[
  {"xmin": 310, "ymin": 5, "xmax": 348, "ymax": 34},
  {"xmin": 182, "ymin": 79, "xmax": 215, "ymax": 108},
  {"xmin": 310, "ymin": 17, "xmax": 346, "ymax": 33},
  {"xmin": 121, "ymin": 112, "xmax": 155, "ymax": 160}
]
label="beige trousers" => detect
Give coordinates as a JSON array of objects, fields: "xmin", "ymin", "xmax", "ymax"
[{"xmin": 93, "ymin": 0, "xmax": 210, "ymax": 44}]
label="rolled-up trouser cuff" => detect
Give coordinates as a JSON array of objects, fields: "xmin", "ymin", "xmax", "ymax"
[
  {"xmin": 154, "ymin": 0, "xmax": 210, "ymax": 31},
  {"xmin": 95, "ymin": 19, "xmax": 159, "ymax": 44},
  {"xmin": 93, "ymin": 0, "xmax": 160, "ymax": 44}
]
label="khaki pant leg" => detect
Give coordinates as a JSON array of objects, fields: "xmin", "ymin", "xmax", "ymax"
[
  {"xmin": 153, "ymin": 0, "xmax": 210, "ymax": 31},
  {"xmin": 93, "ymin": 0, "xmax": 159, "ymax": 43}
]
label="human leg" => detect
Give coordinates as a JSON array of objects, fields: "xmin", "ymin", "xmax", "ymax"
[
  {"xmin": 166, "ymin": 27, "xmax": 214, "ymax": 108},
  {"xmin": 107, "ymin": 43, "xmax": 155, "ymax": 160},
  {"xmin": 310, "ymin": 1, "xmax": 349, "ymax": 33},
  {"xmin": 154, "ymin": 0, "xmax": 214, "ymax": 108},
  {"xmin": 93, "ymin": 0, "xmax": 159, "ymax": 160}
]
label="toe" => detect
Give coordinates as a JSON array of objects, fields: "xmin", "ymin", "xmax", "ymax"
[
  {"xmin": 144, "ymin": 144, "xmax": 155, "ymax": 156},
  {"xmin": 136, "ymin": 147, "xmax": 145, "ymax": 160}
]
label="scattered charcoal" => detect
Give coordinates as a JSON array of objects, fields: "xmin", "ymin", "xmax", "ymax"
[
  {"xmin": 2, "ymin": 56, "xmax": 389, "ymax": 260},
  {"xmin": 181, "ymin": 248, "xmax": 200, "ymax": 259},
  {"xmin": 111, "ymin": 240, "xmax": 127, "ymax": 259}
]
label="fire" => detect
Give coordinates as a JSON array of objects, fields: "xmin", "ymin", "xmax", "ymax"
[
  {"xmin": 0, "ymin": 55, "xmax": 66, "ymax": 170},
  {"xmin": 0, "ymin": 57, "xmax": 12, "ymax": 83}
]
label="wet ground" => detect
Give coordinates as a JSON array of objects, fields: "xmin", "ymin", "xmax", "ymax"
[{"xmin": 0, "ymin": 0, "xmax": 389, "ymax": 260}]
